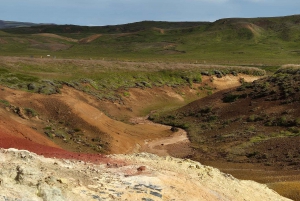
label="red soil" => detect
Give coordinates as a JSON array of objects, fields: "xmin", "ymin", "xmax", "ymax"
[
  {"xmin": 0, "ymin": 130, "xmax": 112, "ymax": 164},
  {"xmin": 0, "ymin": 75, "xmax": 258, "ymax": 165}
]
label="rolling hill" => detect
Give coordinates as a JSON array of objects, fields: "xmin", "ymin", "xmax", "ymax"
[{"xmin": 0, "ymin": 15, "xmax": 300, "ymax": 65}]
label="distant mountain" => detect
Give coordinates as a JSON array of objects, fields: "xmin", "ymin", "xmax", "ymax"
[{"xmin": 0, "ymin": 20, "xmax": 53, "ymax": 29}]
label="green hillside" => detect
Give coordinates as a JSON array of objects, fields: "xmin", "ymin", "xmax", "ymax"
[{"xmin": 1, "ymin": 15, "xmax": 300, "ymax": 65}]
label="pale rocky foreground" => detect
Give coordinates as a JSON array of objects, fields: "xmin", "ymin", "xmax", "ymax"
[{"xmin": 0, "ymin": 148, "xmax": 291, "ymax": 201}]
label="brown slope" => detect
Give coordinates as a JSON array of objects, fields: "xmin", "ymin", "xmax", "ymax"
[
  {"xmin": 79, "ymin": 34, "xmax": 102, "ymax": 43},
  {"xmin": 0, "ymin": 73, "xmax": 260, "ymax": 156},
  {"xmin": 33, "ymin": 33, "xmax": 78, "ymax": 42},
  {"xmin": 0, "ymin": 86, "xmax": 176, "ymax": 154},
  {"xmin": 156, "ymin": 70, "xmax": 300, "ymax": 169},
  {"xmin": 0, "ymin": 108, "xmax": 60, "ymax": 149},
  {"xmin": 0, "ymin": 110, "xmax": 112, "ymax": 164}
]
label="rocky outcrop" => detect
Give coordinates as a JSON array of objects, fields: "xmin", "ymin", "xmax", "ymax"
[{"xmin": 0, "ymin": 148, "xmax": 291, "ymax": 201}]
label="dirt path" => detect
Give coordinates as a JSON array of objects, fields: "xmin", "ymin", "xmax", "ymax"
[
  {"xmin": 142, "ymin": 129, "xmax": 190, "ymax": 156},
  {"xmin": 130, "ymin": 116, "xmax": 192, "ymax": 157}
]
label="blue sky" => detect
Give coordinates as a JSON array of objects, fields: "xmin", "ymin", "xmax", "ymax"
[{"xmin": 0, "ymin": 0, "xmax": 299, "ymax": 26}]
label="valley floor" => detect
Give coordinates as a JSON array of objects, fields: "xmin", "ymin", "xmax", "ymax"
[{"xmin": 0, "ymin": 73, "xmax": 299, "ymax": 200}]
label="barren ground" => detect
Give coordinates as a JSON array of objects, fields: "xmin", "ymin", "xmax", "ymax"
[
  {"xmin": 0, "ymin": 74, "xmax": 298, "ymax": 200},
  {"xmin": 0, "ymin": 148, "xmax": 291, "ymax": 201}
]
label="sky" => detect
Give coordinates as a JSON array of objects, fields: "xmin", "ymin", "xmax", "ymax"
[{"xmin": 0, "ymin": 0, "xmax": 299, "ymax": 26}]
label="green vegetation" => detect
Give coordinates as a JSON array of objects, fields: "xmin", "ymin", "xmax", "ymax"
[
  {"xmin": 247, "ymin": 114, "xmax": 264, "ymax": 122},
  {"xmin": 250, "ymin": 130, "xmax": 300, "ymax": 144},
  {"xmin": 222, "ymin": 93, "xmax": 247, "ymax": 103},
  {"xmin": 265, "ymin": 116, "xmax": 300, "ymax": 127},
  {"xmin": 42, "ymin": 122, "xmax": 107, "ymax": 153},
  {"xmin": 24, "ymin": 108, "xmax": 38, "ymax": 117},
  {"xmin": 224, "ymin": 66, "xmax": 300, "ymax": 104},
  {"xmin": 0, "ymin": 99, "xmax": 10, "ymax": 106},
  {"xmin": 74, "ymin": 128, "xmax": 81, "ymax": 132},
  {"xmin": 0, "ymin": 58, "xmax": 266, "ymax": 100},
  {"xmin": 123, "ymin": 91, "xmax": 130, "ymax": 97},
  {"xmin": 1, "ymin": 15, "xmax": 300, "ymax": 65},
  {"xmin": 0, "ymin": 68, "xmax": 61, "ymax": 95}
]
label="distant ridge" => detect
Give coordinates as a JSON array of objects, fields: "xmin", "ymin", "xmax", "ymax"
[
  {"xmin": 0, "ymin": 20, "xmax": 54, "ymax": 29},
  {"xmin": 0, "ymin": 20, "xmax": 209, "ymax": 34},
  {"xmin": 1, "ymin": 14, "xmax": 299, "ymax": 32}
]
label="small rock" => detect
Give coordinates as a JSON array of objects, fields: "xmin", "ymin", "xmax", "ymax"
[
  {"xmin": 27, "ymin": 83, "xmax": 37, "ymax": 91},
  {"xmin": 57, "ymin": 178, "xmax": 68, "ymax": 184},
  {"xmin": 20, "ymin": 152, "xmax": 27, "ymax": 159},
  {"xmin": 45, "ymin": 176, "xmax": 57, "ymax": 185},
  {"xmin": 15, "ymin": 107, "xmax": 29, "ymax": 119},
  {"xmin": 137, "ymin": 166, "xmax": 146, "ymax": 172},
  {"xmin": 166, "ymin": 156, "xmax": 172, "ymax": 161},
  {"xmin": 15, "ymin": 165, "xmax": 24, "ymax": 183},
  {"xmin": 201, "ymin": 71, "xmax": 210, "ymax": 76},
  {"xmin": 107, "ymin": 163, "xmax": 118, "ymax": 168},
  {"xmin": 216, "ymin": 74, "xmax": 222, "ymax": 78}
]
